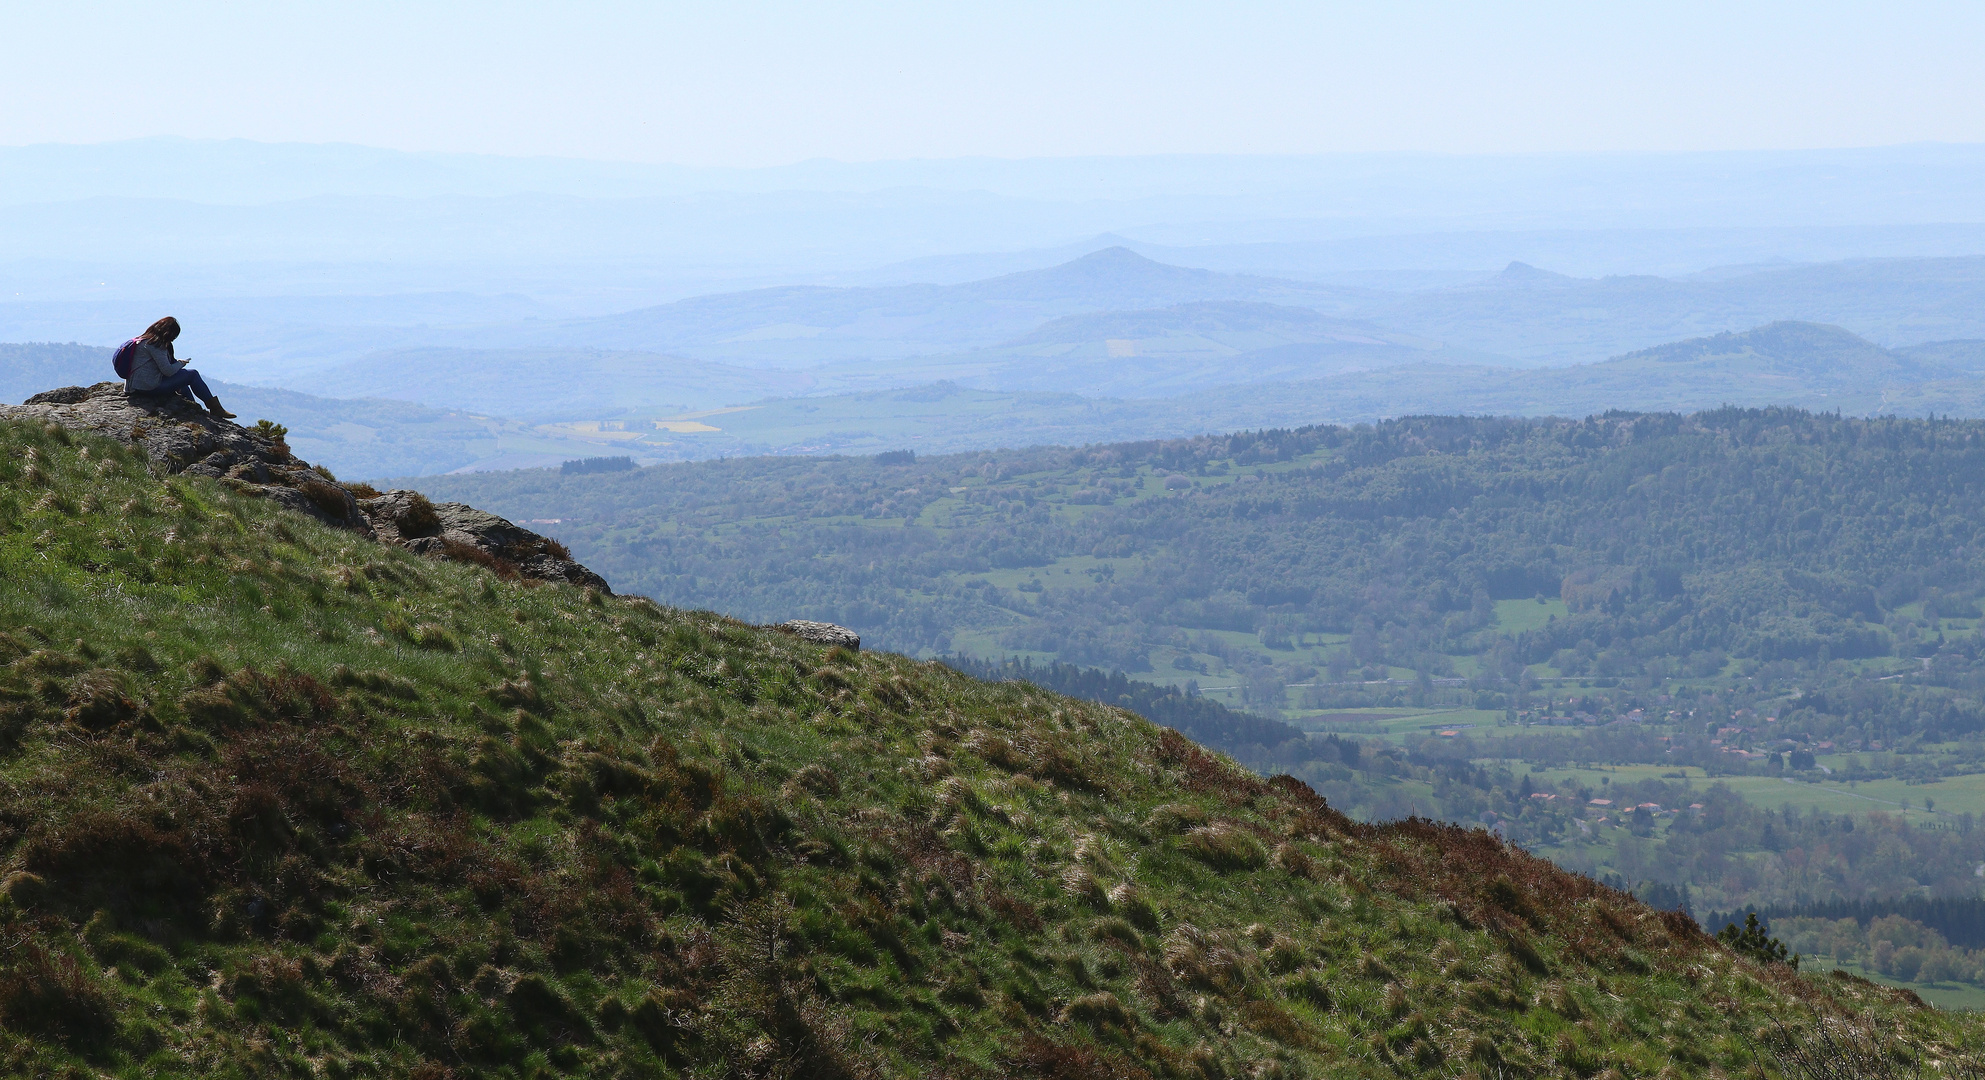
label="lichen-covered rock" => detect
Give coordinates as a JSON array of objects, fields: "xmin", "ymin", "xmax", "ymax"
[
  {"xmin": 4, "ymin": 382, "xmax": 372, "ymax": 535},
  {"xmin": 776, "ymin": 620, "xmax": 860, "ymax": 650},
  {"xmin": 363, "ymin": 493, "xmax": 611, "ymax": 593},
  {"xmin": 357, "ymin": 488, "xmax": 444, "ymax": 542},
  {"xmin": 4, "ymin": 383, "xmax": 609, "ymax": 592}
]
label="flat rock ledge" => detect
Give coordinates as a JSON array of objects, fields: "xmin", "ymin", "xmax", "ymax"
[
  {"xmin": 4, "ymin": 383, "xmax": 609, "ymax": 592},
  {"xmin": 774, "ymin": 620, "xmax": 861, "ymax": 650}
]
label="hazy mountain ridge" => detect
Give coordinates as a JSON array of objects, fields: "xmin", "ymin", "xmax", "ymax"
[
  {"xmin": 17, "ymin": 243, "xmax": 1985, "ymax": 395},
  {"xmin": 1359, "ymin": 256, "xmax": 1985, "ymax": 364},
  {"xmin": 339, "ymin": 251, "xmax": 1985, "ymax": 372},
  {"xmin": 529, "ymin": 321, "xmax": 1985, "ymax": 461},
  {"xmin": 12, "ymin": 319, "xmax": 1985, "ymax": 479},
  {"xmin": 288, "ymin": 347, "xmax": 792, "ymax": 421},
  {"xmin": 464, "ymin": 247, "xmax": 1377, "ymax": 366},
  {"xmin": 1001, "ymin": 300, "xmax": 1418, "ymax": 349}
]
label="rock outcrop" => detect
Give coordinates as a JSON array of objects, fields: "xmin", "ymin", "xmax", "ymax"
[
  {"xmin": 9, "ymin": 383, "xmax": 376, "ymax": 532},
  {"xmin": 4, "ymin": 383, "xmax": 608, "ymax": 591},
  {"xmin": 775, "ymin": 620, "xmax": 860, "ymax": 650},
  {"xmin": 360, "ymin": 488, "xmax": 611, "ymax": 592}
]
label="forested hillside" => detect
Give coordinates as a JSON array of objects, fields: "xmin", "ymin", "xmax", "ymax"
[{"xmin": 414, "ymin": 407, "xmax": 1985, "ymax": 680}]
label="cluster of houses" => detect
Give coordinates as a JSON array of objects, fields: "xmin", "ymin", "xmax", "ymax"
[
  {"xmin": 1515, "ymin": 705, "xmax": 1651, "ymax": 726},
  {"xmin": 1511, "ymin": 701, "xmax": 1882, "ymax": 769},
  {"xmin": 1524, "ymin": 790, "xmax": 1708, "ymax": 825}
]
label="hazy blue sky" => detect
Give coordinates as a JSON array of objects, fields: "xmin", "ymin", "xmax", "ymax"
[{"xmin": 6, "ymin": 1, "xmax": 1984, "ymax": 166}]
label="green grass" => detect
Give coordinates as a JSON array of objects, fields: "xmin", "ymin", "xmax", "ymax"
[
  {"xmin": 1294, "ymin": 707, "xmax": 1500, "ymax": 741},
  {"xmin": 1805, "ymin": 957, "xmax": 1985, "ymax": 1012},
  {"xmin": 3, "ymin": 416, "xmax": 1982, "ymax": 1077},
  {"xmin": 1712, "ymin": 773, "xmax": 1985, "ymax": 821},
  {"xmin": 1489, "ymin": 762, "xmax": 1985, "ymax": 828},
  {"xmin": 1493, "ymin": 597, "xmax": 1568, "ymax": 634},
  {"xmin": 1519, "ymin": 763, "xmax": 1702, "ymax": 790}
]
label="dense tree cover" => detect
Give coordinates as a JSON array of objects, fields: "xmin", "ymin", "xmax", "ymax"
[
  {"xmin": 416, "ymin": 409, "xmax": 1985, "ymax": 752},
  {"xmin": 1272, "ymin": 731, "xmax": 1985, "ymax": 917},
  {"xmin": 940, "ymin": 654, "xmax": 1311, "ymax": 756},
  {"xmin": 1707, "ymin": 897, "xmax": 1985, "ymax": 949},
  {"xmin": 417, "ymin": 408, "xmax": 1985, "ymax": 679},
  {"xmin": 560, "ymin": 455, "xmax": 635, "ymax": 475},
  {"xmin": 411, "ymin": 409, "xmax": 1985, "ymax": 937},
  {"xmin": 1772, "ymin": 914, "xmax": 1985, "ymax": 986}
]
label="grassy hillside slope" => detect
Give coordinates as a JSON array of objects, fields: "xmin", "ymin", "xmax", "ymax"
[{"xmin": 1, "ymin": 421, "xmax": 1978, "ymax": 1078}]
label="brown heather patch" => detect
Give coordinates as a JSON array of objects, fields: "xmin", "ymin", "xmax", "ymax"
[
  {"xmin": 0, "ymin": 941, "xmax": 112, "ymax": 1043},
  {"xmin": 1154, "ymin": 727, "xmax": 1265, "ymax": 804},
  {"xmin": 440, "ymin": 536, "xmax": 521, "ymax": 580},
  {"xmin": 984, "ymin": 883, "xmax": 1042, "ymax": 931},
  {"xmin": 296, "ymin": 477, "xmax": 351, "ymax": 519},
  {"xmin": 868, "ymin": 819, "xmax": 976, "ymax": 896},
  {"xmin": 1005, "ymin": 1035, "xmax": 1154, "ymax": 1080},
  {"xmin": 20, "ymin": 807, "xmax": 218, "ymax": 924},
  {"xmin": 220, "ymin": 727, "xmax": 370, "ymax": 826}
]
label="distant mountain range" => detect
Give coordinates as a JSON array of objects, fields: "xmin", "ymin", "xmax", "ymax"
[
  {"xmin": 1178, "ymin": 321, "xmax": 1985, "ymax": 426},
  {"xmin": 13, "ymin": 320, "xmax": 1985, "ymax": 480},
  {"xmin": 157, "ymin": 247, "xmax": 1985, "ymax": 420},
  {"xmin": 1356, "ymin": 255, "xmax": 1985, "ymax": 363},
  {"xmin": 815, "ymin": 300, "xmax": 1462, "ymax": 400},
  {"xmin": 440, "ymin": 247, "xmax": 1378, "ymax": 366},
  {"xmin": 13, "ymin": 246, "xmax": 1985, "ymax": 398},
  {"xmin": 522, "ymin": 322, "xmax": 1985, "ymax": 462}
]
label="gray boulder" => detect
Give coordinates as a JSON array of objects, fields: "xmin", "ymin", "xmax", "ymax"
[{"xmin": 776, "ymin": 620, "xmax": 860, "ymax": 650}]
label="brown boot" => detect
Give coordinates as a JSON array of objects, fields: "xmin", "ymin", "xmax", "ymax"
[{"xmin": 205, "ymin": 398, "xmax": 237, "ymax": 420}]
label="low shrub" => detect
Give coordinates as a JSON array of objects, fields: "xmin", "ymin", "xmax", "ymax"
[
  {"xmin": 412, "ymin": 623, "xmax": 459, "ymax": 652},
  {"xmin": 441, "ymin": 537, "xmax": 520, "ymax": 580},
  {"xmin": 0, "ymin": 943, "xmax": 113, "ymax": 1043},
  {"xmin": 297, "ymin": 478, "xmax": 350, "ymax": 519},
  {"xmin": 395, "ymin": 492, "xmax": 443, "ymax": 538},
  {"xmin": 1180, "ymin": 823, "xmax": 1267, "ymax": 872},
  {"xmin": 1062, "ymin": 991, "xmax": 1135, "ymax": 1031}
]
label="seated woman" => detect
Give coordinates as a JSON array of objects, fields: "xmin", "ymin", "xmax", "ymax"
[{"xmin": 122, "ymin": 316, "xmax": 235, "ymax": 419}]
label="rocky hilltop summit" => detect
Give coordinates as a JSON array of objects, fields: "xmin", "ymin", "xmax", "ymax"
[
  {"xmin": 0, "ymin": 388, "xmax": 1975, "ymax": 1077},
  {"xmin": 5, "ymin": 383, "xmax": 610, "ymax": 591}
]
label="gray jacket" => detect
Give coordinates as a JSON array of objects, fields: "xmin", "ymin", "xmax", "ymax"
[{"xmin": 123, "ymin": 341, "xmax": 184, "ymax": 393}]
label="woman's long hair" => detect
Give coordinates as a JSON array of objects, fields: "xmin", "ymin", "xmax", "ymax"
[{"xmin": 140, "ymin": 316, "xmax": 180, "ymax": 345}]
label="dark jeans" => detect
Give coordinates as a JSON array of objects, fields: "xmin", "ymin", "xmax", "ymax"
[{"xmin": 147, "ymin": 367, "xmax": 215, "ymax": 403}]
